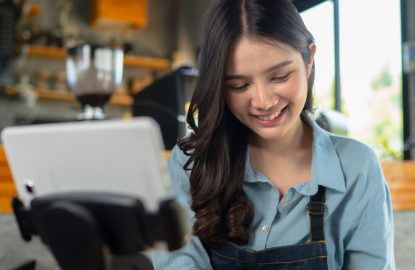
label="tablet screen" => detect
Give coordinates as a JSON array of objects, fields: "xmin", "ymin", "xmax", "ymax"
[{"xmin": 1, "ymin": 117, "xmax": 172, "ymax": 211}]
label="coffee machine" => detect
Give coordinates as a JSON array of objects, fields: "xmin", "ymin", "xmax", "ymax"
[{"xmin": 66, "ymin": 43, "xmax": 124, "ymax": 120}]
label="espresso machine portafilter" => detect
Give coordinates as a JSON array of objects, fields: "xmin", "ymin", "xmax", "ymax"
[{"xmin": 66, "ymin": 44, "xmax": 124, "ymax": 119}]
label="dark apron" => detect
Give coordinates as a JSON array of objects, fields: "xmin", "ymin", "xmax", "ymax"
[{"xmin": 205, "ymin": 186, "xmax": 328, "ymax": 270}]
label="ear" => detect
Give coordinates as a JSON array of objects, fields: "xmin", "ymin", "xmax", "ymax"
[{"xmin": 306, "ymin": 43, "xmax": 316, "ymax": 78}]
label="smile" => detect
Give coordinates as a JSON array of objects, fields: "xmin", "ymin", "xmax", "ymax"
[
  {"xmin": 255, "ymin": 106, "xmax": 287, "ymax": 121},
  {"xmin": 256, "ymin": 111, "xmax": 281, "ymax": 121}
]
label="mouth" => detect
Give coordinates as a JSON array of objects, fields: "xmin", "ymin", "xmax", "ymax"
[{"xmin": 254, "ymin": 106, "xmax": 288, "ymax": 121}]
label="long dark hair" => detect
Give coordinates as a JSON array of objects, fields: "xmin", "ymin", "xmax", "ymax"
[{"xmin": 179, "ymin": 0, "xmax": 315, "ymax": 245}]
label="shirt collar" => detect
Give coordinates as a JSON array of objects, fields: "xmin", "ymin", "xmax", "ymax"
[
  {"xmin": 244, "ymin": 112, "xmax": 347, "ymax": 194},
  {"xmin": 245, "ymin": 152, "xmax": 269, "ymax": 183},
  {"xmin": 300, "ymin": 113, "xmax": 346, "ymax": 194}
]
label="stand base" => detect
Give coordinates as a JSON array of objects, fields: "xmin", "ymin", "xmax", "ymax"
[{"xmin": 12, "ymin": 193, "xmax": 188, "ymax": 270}]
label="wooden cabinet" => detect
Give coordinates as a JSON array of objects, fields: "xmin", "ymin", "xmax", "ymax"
[
  {"xmin": 0, "ymin": 145, "xmax": 16, "ymax": 213},
  {"xmin": 382, "ymin": 161, "xmax": 415, "ymax": 210},
  {"xmin": 4, "ymin": 86, "xmax": 133, "ymax": 106},
  {"xmin": 24, "ymin": 44, "xmax": 171, "ymax": 71},
  {"xmin": 91, "ymin": 0, "xmax": 147, "ymax": 30}
]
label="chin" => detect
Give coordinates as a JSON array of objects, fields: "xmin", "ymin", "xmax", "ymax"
[{"xmin": 251, "ymin": 127, "xmax": 287, "ymax": 142}]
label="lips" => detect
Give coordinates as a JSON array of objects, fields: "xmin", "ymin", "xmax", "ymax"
[
  {"xmin": 256, "ymin": 111, "xmax": 281, "ymax": 121},
  {"xmin": 254, "ymin": 105, "xmax": 287, "ymax": 121}
]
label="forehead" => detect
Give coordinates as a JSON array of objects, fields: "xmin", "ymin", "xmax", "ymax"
[{"xmin": 226, "ymin": 36, "xmax": 301, "ymax": 74}]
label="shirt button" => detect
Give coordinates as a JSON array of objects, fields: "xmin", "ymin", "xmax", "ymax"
[
  {"xmin": 281, "ymin": 200, "xmax": 289, "ymax": 207},
  {"xmin": 261, "ymin": 225, "xmax": 270, "ymax": 232}
]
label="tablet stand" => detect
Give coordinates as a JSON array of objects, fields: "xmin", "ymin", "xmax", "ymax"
[{"xmin": 12, "ymin": 193, "xmax": 189, "ymax": 270}]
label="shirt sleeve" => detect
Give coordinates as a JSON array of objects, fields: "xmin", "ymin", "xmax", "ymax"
[
  {"xmin": 343, "ymin": 154, "xmax": 395, "ymax": 270},
  {"xmin": 151, "ymin": 146, "xmax": 213, "ymax": 270}
]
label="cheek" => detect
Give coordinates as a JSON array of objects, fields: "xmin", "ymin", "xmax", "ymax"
[
  {"xmin": 225, "ymin": 92, "xmax": 241, "ymax": 113},
  {"xmin": 282, "ymin": 73, "xmax": 308, "ymax": 101}
]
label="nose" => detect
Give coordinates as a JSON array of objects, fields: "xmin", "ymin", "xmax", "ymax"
[{"xmin": 250, "ymin": 83, "xmax": 278, "ymax": 110}]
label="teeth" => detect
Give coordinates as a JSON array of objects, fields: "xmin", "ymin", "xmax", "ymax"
[{"xmin": 257, "ymin": 111, "xmax": 280, "ymax": 121}]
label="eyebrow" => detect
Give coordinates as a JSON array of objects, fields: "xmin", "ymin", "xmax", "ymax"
[{"xmin": 224, "ymin": 60, "xmax": 293, "ymax": 81}]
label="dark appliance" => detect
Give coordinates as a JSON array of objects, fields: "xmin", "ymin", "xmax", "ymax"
[
  {"xmin": 0, "ymin": 0, "xmax": 21, "ymax": 88},
  {"xmin": 132, "ymin": 66, "xmax": 197, "ymax": 150}
]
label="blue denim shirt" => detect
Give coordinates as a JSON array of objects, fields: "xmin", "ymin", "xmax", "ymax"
[{"xmin": 152, "ymin": 116, "xmax": 395, "ymax": 270}]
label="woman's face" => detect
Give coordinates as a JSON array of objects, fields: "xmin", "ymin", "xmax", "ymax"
[{"xmin": 224, "ymin": 36, "xmax": 315, "ymax": 143}]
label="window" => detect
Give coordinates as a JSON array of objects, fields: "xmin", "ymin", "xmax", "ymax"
[
  {"xmin": 302, "ymin": 0, "xmax": 403, "ymax": 159},
  {"xmin": 301, "ymin": 1, "xmax": 335, "ymax": 111}
]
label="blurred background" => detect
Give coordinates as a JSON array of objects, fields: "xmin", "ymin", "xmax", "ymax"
[{"xmin": 0, "ymin": 0, "xmax": 414, "ymax": 269}]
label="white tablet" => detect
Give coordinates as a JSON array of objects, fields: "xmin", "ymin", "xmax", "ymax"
[{"xmin": 1, "ymin": 117, "xmax": 172, "ymax": 211}]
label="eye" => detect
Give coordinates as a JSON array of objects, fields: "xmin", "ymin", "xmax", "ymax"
[
  {"xmin": 228, "ymin": 83, "xmax": 249, "ymax": 92},
  {"xmin": 270, "ymin": 73, "xmax": 290, "ymax": 82}
]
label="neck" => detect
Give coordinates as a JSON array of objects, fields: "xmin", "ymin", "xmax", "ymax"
[
  {"xmin": 250, "ymin": 118, "xmax": 311, "ymax": 156},
  {"xmin": 248, "ymin": 118, "xmax": 313, "ymax": 194}
]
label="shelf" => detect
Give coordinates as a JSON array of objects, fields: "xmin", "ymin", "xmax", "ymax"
[
  {"xmin": 124, "ymin": 54, "xmax": 171, "ymax": 71},
  {"xmin": 4, "ymin": 86, "xmax": 132, "ymax": 107},
  {"xmin": 22, "ymin": 44, "xmax": 171, "ymax": 71}
]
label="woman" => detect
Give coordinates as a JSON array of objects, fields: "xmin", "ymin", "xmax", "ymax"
[{"xmin": 152, "ymin": 0, "xmax": 395, "ymax": 269}]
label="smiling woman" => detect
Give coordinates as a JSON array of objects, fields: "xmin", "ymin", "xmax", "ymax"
[
  {"xmin": 224, "ymin": 37, "xmax": 314, "ymax": 144},
  {"xmin": 152, "ymin": 0, "xmax": 395, "ymax": 269}
]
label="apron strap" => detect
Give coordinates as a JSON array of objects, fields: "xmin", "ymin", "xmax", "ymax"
[{"xmin": 307, "ymin": 185, "xmax": 326, "ymax": 241}]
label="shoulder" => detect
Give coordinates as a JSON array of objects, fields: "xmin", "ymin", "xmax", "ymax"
[
  {"xmin": 167, "ymin": 145, "xmax": 193, "ymax": 210},
  {"xmin": 314, "ymin": 131, "xmax": 392, "ymax": 226},
  {"xmin": 310, "ymin": 115, "xmax": 379, "ymax": 173},
  {"xmin": 326, "ymin": 133, "xmax": 386, "ymax": 200},
  {"xmin": 169, "ymin": 145, "xmax": 191, "ymax": 167},
  {"xmin": 311, "ymin": 121, "xmax": 384, "ymax": 195},
  {"xmin": 307, "ymin": 112, "xmax": 378, "ymax": 170},
  {"xmin": 168, "ymin": 144, "xmax": 196, "ymax": 180},
  {"xmin": 328, "ymin": 134, "xmax": 378, "ymax": 167}
]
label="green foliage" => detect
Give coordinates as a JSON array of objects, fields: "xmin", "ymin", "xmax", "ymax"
[
  {"xmin": 373, "ymin": 117, "xmax": 403, "ymax": 160},
  {"xmin": 367, "ymin": 68, "xmax": 402, "ymax": 160},
  {"xmin": 371, "ymin": 67, "xmax": 393, "ymax": 91}
]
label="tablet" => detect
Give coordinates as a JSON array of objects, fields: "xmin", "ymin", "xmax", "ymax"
[{"xmin": 1, "ymin": 117, "xmax": 172, "ymax": 211}]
